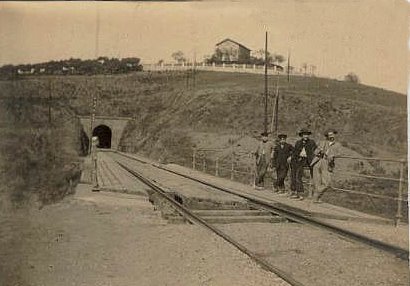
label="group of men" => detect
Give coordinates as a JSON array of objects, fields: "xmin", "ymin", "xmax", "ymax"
[{"xmin": 254, "ymin": 128, "xmax": 341, "ymax": 203}]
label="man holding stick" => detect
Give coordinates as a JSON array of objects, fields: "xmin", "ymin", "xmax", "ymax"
[
  {"xmin": 254, "ymin": 132, "xmax": 273, "ymax": 189},
  {"xmin": 311, "ymin": 129, "xmax": 341, "ymax": 203}
]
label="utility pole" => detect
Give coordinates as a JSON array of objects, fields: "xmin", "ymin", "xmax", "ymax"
[
  {"xmin": 264, "ymin": 31, "xmax": 268, "ymax": 135},
  {"xmin": 90, "ymin": 5, "xmax": 100, "ymax": 191},
  {"xmin": 90, "ymin": 5, "xmax": 100, "ymax": 154},
  {"xmin": 274, "ymin": 79, "xmax": 279, "ymax": 135},
  {"xmin": 270, "ymin": 71, "xmax": 280, "ymax": 136},
  {"xmin": 89, "ymin": 86, "xmax": 96, "ymax": 154}
]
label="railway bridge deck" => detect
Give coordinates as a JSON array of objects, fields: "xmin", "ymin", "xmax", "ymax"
[{"xmin": 76, "ymin": 150, "xmax": 409, "ymax": 286}]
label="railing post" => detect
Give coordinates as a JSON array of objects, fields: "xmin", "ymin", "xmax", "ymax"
[
  {"xmin": 249, "ymin": 167, "xmax": 253, "ymax": 186},
  {"xmin": 395, "ymin": 160, "xmax": 405, "ymax": 226},
  {"xmin": 215, "ymin": 158, "xmax": 219, "ymax": 177},
  {"xmin": 202, "ymin": 156, "xmax": 206, "ymax": 172},
  {"xmin": 192, "ymin": 148, "xmax": 197, "ymax": 170},
  {"xmin": 231, "ymin": 151, "xmax": 235, "ymax": 180},
  {"xmin": 69, "ymin": 178, "xmax": 73, "ymax": 193}
]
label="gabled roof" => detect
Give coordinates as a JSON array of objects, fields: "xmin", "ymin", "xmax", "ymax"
[{"xmin": 216, "ymin": 38, "xmax": 251, "ymax": 51}]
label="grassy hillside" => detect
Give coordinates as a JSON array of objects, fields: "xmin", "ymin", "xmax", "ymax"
[
  {"xmin": 0, "ymin": 71, "xmax": 406, "ymax": 218},
  {"xmin": 0, "ymin": 94, "xmax": 83, "ymax": 209},
  {"xmin": 2, "ymin": 71, "xmax": 405, "ymax": 154}
]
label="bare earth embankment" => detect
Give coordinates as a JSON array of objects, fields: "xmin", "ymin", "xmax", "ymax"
[{"xmin": 0, "ymin": 184, "xmax": 289, "ymax": 286}]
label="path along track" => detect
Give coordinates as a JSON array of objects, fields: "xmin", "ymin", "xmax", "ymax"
[{"xmin": 110, "ymin": 151, "xmax": 408, "ymax": 286}]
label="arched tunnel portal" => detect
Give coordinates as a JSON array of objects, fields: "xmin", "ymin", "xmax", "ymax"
[
  {"xmin": 78, "ymin": 116, "xmax": 132, "ymax": 151},
  {"xmin": 92, "ymin": 125, "xmax": 112, "ymax": 149}
]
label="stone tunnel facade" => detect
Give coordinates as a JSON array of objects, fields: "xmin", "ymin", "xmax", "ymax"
[{"xmin": 78, "ymin": 116, "xmax": 132, "ymax": 150}]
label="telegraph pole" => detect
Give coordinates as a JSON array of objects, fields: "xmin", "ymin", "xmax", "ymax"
[
  {"xmin": 90, "ymin": 5, "xmax": 100, "ymax": 191},
  {"xmin": 274, "ymin": 78, "xmax": 279, "ymax": 135},
  {"xmin": 90, "ymin": 5, "xmax": 100, "ymax": 154},
  {"xmin": 264, "ymin": 31, "xmax": 268, "ymax": 135},
  {"xmin": 270, "ymin": 70, "xmax": 280, "ymax": 136}
]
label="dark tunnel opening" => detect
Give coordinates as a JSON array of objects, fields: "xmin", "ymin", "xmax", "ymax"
[{"xmin": 92, "ymin": 125, "xmax": 112, "ymax": 149}]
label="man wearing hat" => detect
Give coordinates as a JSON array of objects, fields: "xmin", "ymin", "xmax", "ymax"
[
  {"xmin": 290, "ymin": 128, "xmax": 317, "ymax": 199},
  {"xmin": 272, "ymin": 133, "xmax": 293, "ymax": 194},
  {"xmin": 254, "ymin": 132, "xmax": 273, "ymax": 189},
  {"xmin": 311, "ymin": 129, "xmax": 341, "ymax": 203}
]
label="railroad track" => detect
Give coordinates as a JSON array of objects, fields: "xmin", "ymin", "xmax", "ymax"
[
  {"xmin": 107, "ymin": 151, "xmax": 409, "ymax": 286},
  {"xmin": 118, "ymin": 162, "xmax": 305, "ymax": 286},
  {"xmin": 113, "ymin": 151, "xmax": 409, "ymax": 261}
]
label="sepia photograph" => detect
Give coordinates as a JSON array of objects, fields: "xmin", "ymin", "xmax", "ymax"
[{"xmin": 0, "ymin": 1, "xmax": 408, "ymax": 285}]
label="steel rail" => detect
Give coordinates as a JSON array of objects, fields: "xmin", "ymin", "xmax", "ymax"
[
  {"xmin": 162, "ymin": 166, "xmax": 409, "ymax": 261},
  {"xmin": 117, "ymin": 161, "xmax": 305, "ymax": 286},
  {"xmin": 113, "ymin": 152, "xmax": 409, "ymax": 261}
]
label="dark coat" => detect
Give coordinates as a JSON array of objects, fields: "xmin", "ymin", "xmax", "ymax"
[
  {"xmin": 272, "ymin": 143, "xmax": 293, "ymax": 169},
  {"xmin": 291, "ymin": 138, "xmax": 317, "ymax": 166}
]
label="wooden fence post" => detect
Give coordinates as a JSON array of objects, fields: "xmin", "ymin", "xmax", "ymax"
[
  {"xmin": 202, "ymin": 156, "xmax": 206, "ymax": 172},
  {"xmin": 231, "ymin": 150, "xmax": 235, "ymax": 180},
  {"xmin": 192, "ymin": 148, "xmax": 196, "ymax": 170},
  {"xmin": 395, "ymin": 160, "xmax": 405, "ymax": 226}
]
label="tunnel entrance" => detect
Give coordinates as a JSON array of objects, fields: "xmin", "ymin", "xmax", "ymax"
[{"xmin": 92, "ymin": 125, "xmax": 112, "ymax": 148}]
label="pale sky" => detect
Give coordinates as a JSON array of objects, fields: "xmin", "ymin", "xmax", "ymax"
[{"xmin": 0, "ymin": 0, "xmax": 408, "ymax": 93}]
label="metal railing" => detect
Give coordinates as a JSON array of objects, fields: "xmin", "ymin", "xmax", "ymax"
[
  {"xmin": 118, "ymin": 144, "xmax": 407, "ymax": 225},
  {"xmin": 192, "ymin": 147, "xmax": 256, "ymax": 184},
  {"xmin": 191, "ymin": 148, "xmax": 408, "ymax": 225},
  {"xmin": 333, "ymin": 156, "xmax": 407, "ymax": 225}
]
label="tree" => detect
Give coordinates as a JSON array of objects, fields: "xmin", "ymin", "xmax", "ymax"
[
  {"xmin": 249, "ymin": 50, "xmax": 284, "ymax": 66},
  {"xmin": 251, "ymin": 49, "xmax": 273, "ymax": 65},
  {"xmin": 345, "ymin": 72, "xmax": 360, "ymax": 83},
  {"xmin": 203, "ymin": 55, "xmax": 212, "ymax": 63},
  {"xmin": 272, "ymin": 54, "xmax": 285, "ymax": 64},
  {"xmin": 206, "ymin": 49, "xmax": 224, "ymax": 64},
  {"xmin": 171, "ymin": 51, "xmax": 186, "ymax": 64}
]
